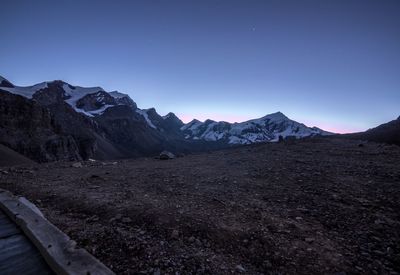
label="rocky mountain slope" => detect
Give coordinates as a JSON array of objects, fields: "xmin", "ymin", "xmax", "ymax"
[
  {"xmin": 0, "ymin": 75, "xmax": 332, "ymax": 162},
  {"xmin": 0, "ymin": 144, "xmax": 36, "ymax": 166}
]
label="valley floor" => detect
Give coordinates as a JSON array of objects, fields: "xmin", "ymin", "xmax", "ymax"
[{"xmin": 1, "ymin": 138, "xmax": 399, "ymax": 274}]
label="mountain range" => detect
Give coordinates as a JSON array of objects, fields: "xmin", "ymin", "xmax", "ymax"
[{"xmin": 1, "ymin": 75, "xmax": 334, "ymax": 162}]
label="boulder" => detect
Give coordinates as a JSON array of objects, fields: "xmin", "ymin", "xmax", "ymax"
[
  {"xmin": 159, "ymin": 151, "xmax": 175, "ymax": 160},
  {"xmin": 72, "ymin": 162, "xmax": 83, "ymax": 168}
]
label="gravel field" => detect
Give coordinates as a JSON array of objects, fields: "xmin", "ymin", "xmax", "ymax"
[{"xmin": 1, "ymin": 138, "xmax": 399, "ymax": 274}]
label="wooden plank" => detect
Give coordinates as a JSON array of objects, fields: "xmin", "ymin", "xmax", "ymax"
[
  {"xmin": 0, "ymin": 211, "xmax": 21, "ymax": 238},
  {"xmin": 0, "ymin": 210, "xmax": 7, "ymax": 219},
  {"xmin": 0, "ymin": 234, "xmax": 54, "ymax": 275},
  {"xmin": 0, "ymin": 219, "xmax": 21, "ymax": 238},
  {"xmin": 0, "ymin": 189, "xmax": 115, "ymax": 275}
]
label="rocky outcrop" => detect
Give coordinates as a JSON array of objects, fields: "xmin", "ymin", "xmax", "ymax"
[
  {"xmin": 0, "ymin": 90, "xmax": 81, "ymax": 162},
  {"xmin": 159, "ymin": 150, "xmax": 175, "ymax": 160}
]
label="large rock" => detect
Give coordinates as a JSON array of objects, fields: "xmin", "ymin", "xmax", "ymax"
[{"xmin": 159, "ymin": 151, "xmax": 175, "ymax": 160}]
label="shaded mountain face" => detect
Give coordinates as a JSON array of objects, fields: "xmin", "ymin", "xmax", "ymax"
[
  {"xmin": 30, "ymin": 81, "xmax": 116, "ymax": 160},
  {"xmin": 0, "ymin": 143, "xmax": 36, "ymax": 166},
  {"xmin": 0, "ymin": 90, "xmax": 81, "ymax": 162},
  {"xmin": 0, "ymin": 75, "xmax": 332, "ymax": 162},
  {"xmin": 93, "ymin": 105, "xmax": 169, "ymax": 157},
  {"xmin": 163, "ymin": 112, "xmax": 184, "ymax": 131},
  {"xmin": 344, "ymin": 117, "xmax": 400, "ymax": 146},
  {"xmin": 181, "ymin": 112, "xmax": 332, "ymax": 144}
]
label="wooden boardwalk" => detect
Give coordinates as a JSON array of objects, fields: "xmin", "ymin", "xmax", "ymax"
[
  {"xmin": 0, "ymin": 209, "xmax": 54, "ymax": 275},
  {"xmin": 0, "ymin": 189, "xmax": 114, "ymax": 275}
]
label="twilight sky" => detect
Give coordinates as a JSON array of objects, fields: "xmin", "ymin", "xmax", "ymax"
[{"xmin": 1, "ymin": 0, "xmax": 399, "ymax": 133}]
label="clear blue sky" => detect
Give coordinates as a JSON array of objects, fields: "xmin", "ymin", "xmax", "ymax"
[{"xmin": 1, "ymin": 0, "xmax": 399, "ymax": 133}]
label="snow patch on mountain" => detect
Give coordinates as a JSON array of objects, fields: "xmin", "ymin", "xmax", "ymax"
[
  {"xmin": 0, "ymin": 82, "xmax": 48, "ymax": 98},
  {"xmin": 89, "ymin": 104, "xmax": 116, "ymax": 115},
  {"xmin": 73, "ymin": 103, "xmax": 115, "ymax": 117},
  {"xmin": 136, "ymin": 109, "xmax": 157, "ymax": 129},
  {"xmin": 62, "ymin": 84, "xmax": 108, "ymax": 116},
  {"xmin": 63, "ymin": 84, "xmax": 104, "ymax": 108}
]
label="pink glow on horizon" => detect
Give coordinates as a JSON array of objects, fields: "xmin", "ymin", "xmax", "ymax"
[
  {"xmin": 314, "ymin": 125, "xmax": 361, "ymax": 134},
  {"xmin": 300, "ymin": 119, "xmax": 364, "ymax": 134},
  {"xmin": 177, "ymin": 113, "xmax": 363, "ymax": 134}
]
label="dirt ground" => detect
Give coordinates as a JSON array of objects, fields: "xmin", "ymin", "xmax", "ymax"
[{"xmin": 1, "ymin": 138, "xmax": 399, "ymax": 274}]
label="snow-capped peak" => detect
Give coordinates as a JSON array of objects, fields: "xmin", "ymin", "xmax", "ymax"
[{"xmin": 0, "ymin": 81, "xmax": 48, "ymax": 98}]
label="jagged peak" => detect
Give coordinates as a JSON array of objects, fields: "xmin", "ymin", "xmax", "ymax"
[
  {"xmin": 204, "ymin": 119, "xmax": 217, "ymax": 124},
  {"xmin": 144, "ymin": 107, "xmax": 157, "ymax": 114},
  {"xmin": 163, "ymin": 112, "xmax": 177, "ymax": 119}
]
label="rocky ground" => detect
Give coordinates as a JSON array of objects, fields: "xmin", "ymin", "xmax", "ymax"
[{"xmin": 0, "ymin": 138, "xmax": 399, "ymax": 274}]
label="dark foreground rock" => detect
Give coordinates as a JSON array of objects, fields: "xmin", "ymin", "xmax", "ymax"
[
  {"xmin": 159, "ymin": 151, "xmax": 175, "ymax": 160},
  {"xmin": 0, "ymin": 138, "xmax": 399, "ymax": 274}
]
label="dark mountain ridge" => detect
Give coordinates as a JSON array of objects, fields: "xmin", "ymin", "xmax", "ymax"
[{"xmin": 343, "ymin": 116, "xmax": 400, "ymax": 146}]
